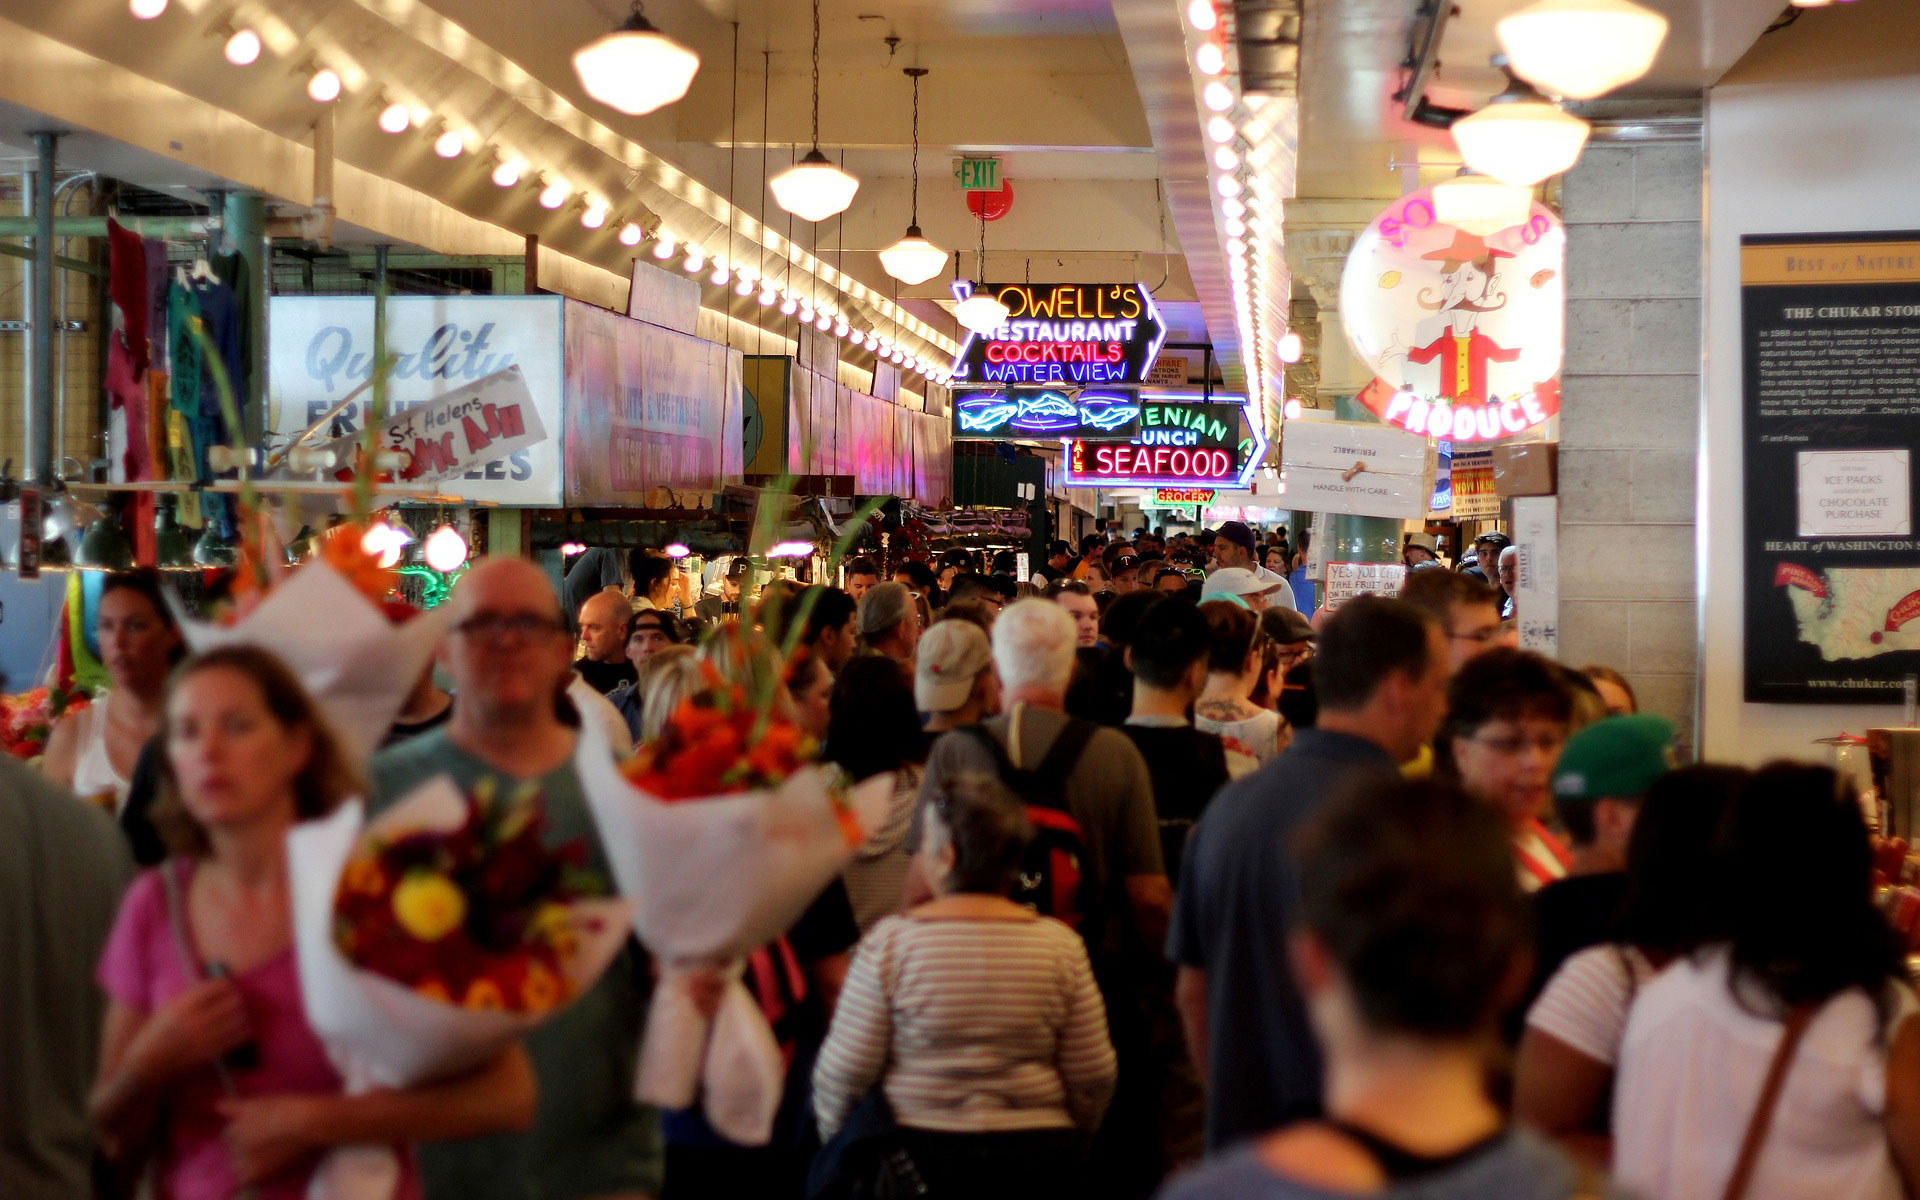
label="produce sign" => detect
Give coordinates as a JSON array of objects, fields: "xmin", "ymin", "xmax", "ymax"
[
  {"xmin": 1063, "ymin": 394, "xmax": 1263, "ymax": 489},
  {"xmin": 948, "ymin": 282, "xmax": 1167, "ymax": 389},
  {"xmin": 951, "ymin": 389, "xmax": 1141, "ymax": 440},
  {"xmin": 1339, "ymin": 188, "xmax": 1565, "ymax": 442}
]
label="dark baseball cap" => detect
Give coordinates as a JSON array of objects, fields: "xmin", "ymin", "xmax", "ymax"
[{"xmin": 1215, "ymin": 521, "xmax": 1257, "ymax": 555}]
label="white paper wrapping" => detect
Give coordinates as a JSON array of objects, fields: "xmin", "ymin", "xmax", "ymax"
[
  {"xmin": 572, "ymin": 715, "xmax": 893, "ymax": 1144},
  {"xmin": 174, "ymin": 562, "xmax": 451, "ymax": 763},
  {"xmin": 289, "ymin": 780, "xmax": 633, "ymax": 1200}
]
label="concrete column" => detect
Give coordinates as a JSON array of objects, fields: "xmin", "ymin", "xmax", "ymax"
[{"xmin": 1554, "ymin": 134, "xmax": 1703, "ymax": 751}]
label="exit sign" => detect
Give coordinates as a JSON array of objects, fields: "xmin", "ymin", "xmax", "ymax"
[{"xmin": 955, "ymin": 157, "xmax": 1001, "ymax": 192}]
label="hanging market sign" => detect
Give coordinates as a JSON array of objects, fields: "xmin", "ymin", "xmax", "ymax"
[
  {"xmin": 1062, "ymin": 394, "xmax": 1263, "ymax": 489},
  {"xmin": 948, "ymin": 281, "xmax": 1168, "ymax": 389},
  {"xmin": 951, "ymin": 389, "xmax": 1142, "ymax": 440},
  {"xmin": 1339, "ymin": 187, "xmax": 1566, "ymax": 443},
  {"xmin": 1155, "ymin": 487, "xmax": 1216, "ymax": 506},
  {"xmin": 312, "ymin": 367, "xmax": 546, "ymax": 485}
]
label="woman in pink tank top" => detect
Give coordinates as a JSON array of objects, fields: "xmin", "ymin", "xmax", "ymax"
[{"xmin": 90, "ymin": 645, "xmax": 536, "ymax": 1200}]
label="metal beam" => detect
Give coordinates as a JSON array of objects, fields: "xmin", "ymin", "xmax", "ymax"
[
  {"xmin": 0, "ymin": 240, "xmax": 105, "ymax": 276},
  {"xmin": 26, "ymin": 132, "xmax": 56, "ymax": 485},
  {"xmin": 0, "ymin": 214, "xmax": 216, "ymax": 238}
]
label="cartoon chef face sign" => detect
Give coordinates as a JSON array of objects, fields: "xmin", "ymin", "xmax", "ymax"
[{"xmin": 1339, "ymin": 188, "xmax": 1565, "ymax": 431}]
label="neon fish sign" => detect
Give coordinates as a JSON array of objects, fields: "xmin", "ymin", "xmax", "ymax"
[{"xmin": 952, "ymin": 390, "xmax": 1142, "ymax": 440}]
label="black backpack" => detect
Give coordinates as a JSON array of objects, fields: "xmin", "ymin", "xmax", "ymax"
[{"xmin": 959, "ymin": 713, "xmax": 1100, "ymax": 940}]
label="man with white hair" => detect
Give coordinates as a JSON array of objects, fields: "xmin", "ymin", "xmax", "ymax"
[{"xmin": 910, "ymin": 599, "xmax": 1171, "ymax": 1192}]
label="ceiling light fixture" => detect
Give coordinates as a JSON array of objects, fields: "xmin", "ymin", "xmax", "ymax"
[
  {"xmin": 1452, "ymin": 64, "xmax": 1592, "ymax": 186},
  {"xmin": 539, "ymin": 179, "xmax": 570, "ymax": 209},
  {"xmin": 953, "ymin": 211, "xmax": 1010, "ymax": 335},
  {"xmin": 491, "ymin": 158, "xmax": 523, "ymax": 187},
  {"xmin": 780, "ymin": 296, "xmax": 799, "ymax": 315},
  {"xmin": 1496, "ymin": 0, "xmax": 1668, "ymax": 99},
  {"xmin": 879, "ymin": 67, "xmax": 949, "ymax": 286},
  {"xmin": 223, "ymin": 27, "xmax": 261, "ymax": 65},
  {"xmin": 434, "ymin": 128, "xmax": 465, "ymax": 158},
  {"xmin": 709, "ymin": 262, "xmax": 730, "ymax": 286},
  {"xmin": 770, "ymin": 0, "xmax": 860, "ymax": 221},
  {"xmin": 378, "ymin": 101, "xmax": 412, "ymax": 133},
  {"xmin": 1187, "ymin": 0, "xmax": 1218, "ymax": 31},
  {"xmin": 619, "ymin": 222, "xmax": 644, "ymax": 246},
  {"xmin": 1206, "ymin": 115, "xmax": 1235, "ymax": 143},
  {"xmin": 423, "ymin": 523, "xmax": 469, "ymax": 573},
  {"xmin": 1432, "ymin": 169, "xmax": 1534, "ymax": 235},
  {"xmin": 734, "ymin": 275, "xmax": 754, "ymax": 297},
  {"xmin": 1203, "ymin": 81, "xmax": 1235, "ymax": 112},
  {"xmin": 581, "ymin": 201, "xmax": 608, "ymax": 229},
  {"xmin": 1195, "ymin": 42, "xmax": 1226, "ymax": 76},
  {"xmin": 1278, "ymin": 331, "xmax": 1303, "ymax": 363},
  {"xmin": 572, "ymin": 1, "xmax": 700, "ymax": 116},
  {"xmin": 815, "ymin": 312, "xmax": 833, "ymax": 331},
  {"xmin": 307, "ymin": 67, "xmax": 343, "ymax": 103},
  {"xmin": 129, "ymin": 0, "xmax": 168, "ymax": 18},
  {"xmin": 1212, "ymin": 146, "xmax": 1239, "ymax": 171}
]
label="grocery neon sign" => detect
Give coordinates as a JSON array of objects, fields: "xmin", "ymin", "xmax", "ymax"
[{"xmin": 1062, "ymin": 392, "xmax": 1266, "ymax": 488}]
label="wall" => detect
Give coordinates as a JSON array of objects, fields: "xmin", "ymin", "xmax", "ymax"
[
  {"xmin": 1555, "ymin": 134, "xmax": 1705, "ymax": 751},
  {"xmin": 0, "ymin": 178, "xmax": 104, "ymax": 480},
  {"xmin": 1702, "ymin": 0, "xmax": 1920, "ymax": 761}
]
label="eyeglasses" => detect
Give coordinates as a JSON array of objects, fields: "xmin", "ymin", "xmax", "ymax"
[
  {"xmin": 453, "ymin": 613, "xmax": 568, "ymax": 642},
  {"xmin": 1467, "ymin": 731, "xmax": 1565, "ymax": 756}
]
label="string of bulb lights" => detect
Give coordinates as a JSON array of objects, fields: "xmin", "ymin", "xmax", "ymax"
[{"xmin": 123, "ymin": 0, "xmax": 957, "ymax": 384}]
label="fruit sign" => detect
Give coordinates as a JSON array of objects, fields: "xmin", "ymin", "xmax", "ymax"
[{"xmin": 1339, "ymin": 188, "xmax": 1566, "ymax": 443}]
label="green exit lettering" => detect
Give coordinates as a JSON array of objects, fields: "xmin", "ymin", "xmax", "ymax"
[{"xmin": 956, "ymin": 157, "xmax": 1001, "ymax": 192}]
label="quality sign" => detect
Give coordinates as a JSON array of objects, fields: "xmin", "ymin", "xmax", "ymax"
[{"xmin": 948, "ymin": 281, "xmax": 1168, "ymax": 389}]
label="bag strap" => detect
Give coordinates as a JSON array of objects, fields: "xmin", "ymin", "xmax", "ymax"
[
  {"xmin": 1720, "ymin": 1003, "xmax": 1818, "ymax": 1200},
  {"xmin": 1028, "ymin": 717, "xmax": 1097, "ymax": 803},
  {"xmin": 158, "ymin": 859, "xmax": 203, "ymax": 982}
]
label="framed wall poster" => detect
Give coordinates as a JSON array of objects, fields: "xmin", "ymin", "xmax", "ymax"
[{"xmin": 1741, "ymin": 231, "xmax": 1920, "ymax": 703}]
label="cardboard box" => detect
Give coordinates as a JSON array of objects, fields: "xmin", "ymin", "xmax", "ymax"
[{"xmin": 1493, "ymin": 442, "xmax": 1558, "ymax": 497}]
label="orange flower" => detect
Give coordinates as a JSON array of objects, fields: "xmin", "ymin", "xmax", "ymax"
[
  {"xmin": 415, "ymin": 979, "xmax": 454, "ymax": 1004},
  {"xmin": 461, "ymin": 978, "xmax": 507, "ymax": 1010},
  {"xmin": 341, "ymin": 855, "xmax": 387, "ymax": 897},
  {"xmin": 519, "ymin": 960, "xmax": 565, "ymax": 1014},
  {"xmin": 319, "ymin": 523, "xmax": 399, "ymax": 607}
]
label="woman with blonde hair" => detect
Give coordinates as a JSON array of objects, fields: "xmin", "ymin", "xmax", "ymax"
[{"xmin": 90, "ymin": 645, "xmax": 534, "ymax": 1200}]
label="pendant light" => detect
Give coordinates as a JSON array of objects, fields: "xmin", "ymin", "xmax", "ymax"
[
  {"xmin": 572, "ymin": 2, "xmax": 700, "ymax": 116},
  {"xmin": 953, "ymin": 212, "xmax": 1009, "ymax": 335},
  {"xmin": 879, "ymin": 68, "xmax": 948, "ymax": 286},
  {"xmin": 1433, "ymin": 170, "xmax": 1533, "ymax": 237},
  {"xmin": 770, "ymin": 0, "xmax": 860, "ymax": 222},
  {"xmin": 192, "ymin": 524, "xmax": 239, "ymax": 567},
  {"xmin": 1496, "ymin": 0, "xmax": 1668, "ymax": 100},
  {"xmin": 75, "ymin": 515, "xmax": 134, "ymax": 571},
  {"xmin": 154, "ymin": 498, "xmax": 195, "ymax": 570},
  {"xmin": 1451, "ymin": 63, "xmax": 1591, "ymax": 187}
]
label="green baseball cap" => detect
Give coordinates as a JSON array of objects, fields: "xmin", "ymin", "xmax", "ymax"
[{"xmin": 1552, "ymin": 714, "xmax": 1677, "ymax": 800}]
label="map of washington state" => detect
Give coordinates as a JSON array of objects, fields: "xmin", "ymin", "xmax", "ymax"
[{"xmin": 1780, "ymin": 565, "xmax": 1920, "ymax": 662}]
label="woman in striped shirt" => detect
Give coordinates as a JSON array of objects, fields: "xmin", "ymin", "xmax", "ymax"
[{"xmin": 812, "ymin": 773, "xmax": 1116, "ymax": 1196}]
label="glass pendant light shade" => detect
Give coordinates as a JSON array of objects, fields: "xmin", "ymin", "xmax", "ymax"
[
  {"xmin": 1452, "ymin": 91, "xmax": 1590, "ymax": 187},
  {"xmin": 880, "ymin": 227, "xmax": 949, "ymax": 286},
  {"xmin": 1496, "ymin": 0, "xmax": 1669, "ymax": 100},
  {"xmin": 154, "ymin": 500, "xmax": 195, "ymax": 570},
  {"xmin": 954, "ymin": 293, "xmax": 1011, "ymax": 336},
  {"xmin": 192, "ymin": 524, "xmax": 239, "ymax": 567},
  {"xmin": 572, "ymin": 5, "xmax": 700, "ymax": 116},
  {"xmin": 771, "ymin": 150, "xmax": 860, "ymax": 223},
  {"xmin": 1433, "ymin": 172, "xmax": 1534, "ymax": 236},
  {"xmin": 75, "ymin": 516, "xmax": 134, "ymax": 571}
]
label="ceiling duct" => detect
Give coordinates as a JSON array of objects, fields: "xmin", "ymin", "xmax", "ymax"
[{"xmin": 1234, "ymin": 0, "xmax": 1303, "ymax": 96}]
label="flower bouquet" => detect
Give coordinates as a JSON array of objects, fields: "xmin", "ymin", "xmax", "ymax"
[
  {"xmin": 575, "ymin": 661, "xmax": 893, "ymax": 1145},
  {"xmin": 289, "ymin": 775, "xmax": 634, "ymax": 1200},
  {"xmin": 172, "ymin": 523, "xmax": 448, "ymax": 763},
  {"xmin": 1, "ymin": 684, "xmax": 89, "ymax": 762}
]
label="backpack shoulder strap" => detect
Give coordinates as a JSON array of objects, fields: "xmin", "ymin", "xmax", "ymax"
[
  {"xmin": 956, "ymin": 723, "xmax": 1016, "ymax": 776},
  {"xmin": 1028, "ymin": 716, "xmax": 1098, "ymax": 802}
]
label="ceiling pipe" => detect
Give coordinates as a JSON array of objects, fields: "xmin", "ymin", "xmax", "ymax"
[{"xmin": 25, "ymin": 130, "xmax": 57, "ymax": 485}]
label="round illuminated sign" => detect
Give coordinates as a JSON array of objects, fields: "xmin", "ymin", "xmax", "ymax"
[{"xmin": 1339, "ymin": 187, "xmax": 1565, "ymax": 442}]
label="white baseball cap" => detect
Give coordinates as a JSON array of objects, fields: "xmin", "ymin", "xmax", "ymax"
[{"xmin": 1201, "ymin": 566, "xmax": 1280, "ymax": 601}]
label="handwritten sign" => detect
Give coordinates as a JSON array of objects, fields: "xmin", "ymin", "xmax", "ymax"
[
  {"xmin": 1323, "ymin": 561, "xmax": 1407, "ymax": 611},
  {"xmin": 373, "ymin": 367, "xmax": 546, "ymax": 483}
]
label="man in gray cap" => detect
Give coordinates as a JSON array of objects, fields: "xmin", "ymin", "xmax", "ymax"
[
  {"xmin": 858, "ymin": 579, "xmax": 921, "ymax": 665},
  {"xmin": 916, "ymin": 619, "xmax": 999, "ymax": 733}
]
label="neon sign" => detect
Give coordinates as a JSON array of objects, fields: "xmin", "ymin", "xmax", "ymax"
[
  {"xmin": 1338, "ymin": 188, "xmax": 1565, "ymax": 442},
  {"xmin": 1062, "ymin": 393, "xmax": 1266, "ymax": 488},
  {"xmin": 1154, "ymin": 487, "xmax": 1216, "ymax": 506},
  {"xmin": 948, "ymin": 281, "xmax": 1168, "ymax": 388},
  {"xmin": 952, "ymin": 390, "xmax": 1142, "ymax": 440}
]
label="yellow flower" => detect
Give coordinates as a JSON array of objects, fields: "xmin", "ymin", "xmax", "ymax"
[
  {"xmin": 462, "ymin": 978, "xmax": 506, "ymax": 1010},
  {"xmin": 520, "ymin": 961, "xmax": 565, "ymax": 1014},
  {"xmin": 392, "ymin": 871, "xmax": 466, "ymax": 941}
]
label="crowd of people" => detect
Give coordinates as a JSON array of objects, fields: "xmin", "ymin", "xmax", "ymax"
[{"xmin": 6, "ymin": 518, "xmax": 1917, "ymax": 1200}]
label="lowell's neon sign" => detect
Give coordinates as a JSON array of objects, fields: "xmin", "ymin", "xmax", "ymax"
[{"xmin": 948, "ymin": 281, "xmax": 1168, "ymax": 388}]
